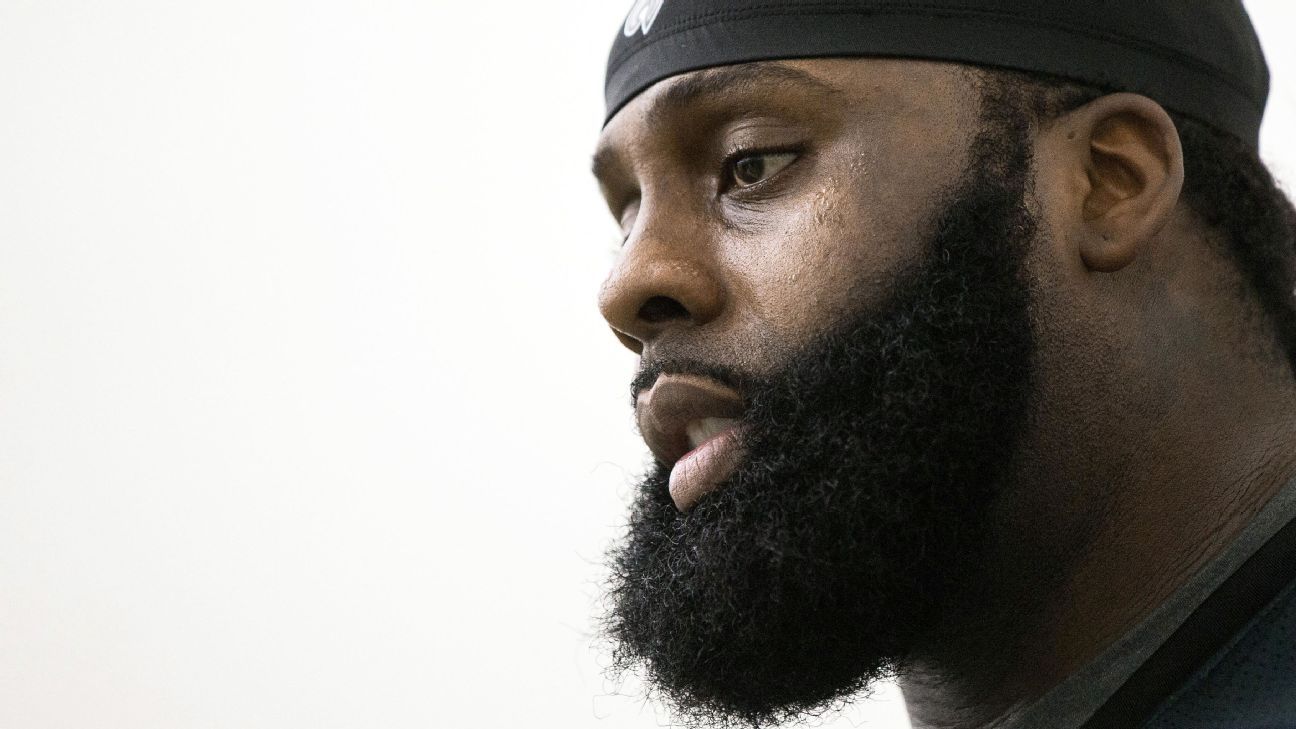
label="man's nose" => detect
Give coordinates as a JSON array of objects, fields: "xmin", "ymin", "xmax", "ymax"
[{"xmin": 597, "ymin": 223, "xmax": 726, "ymax": 353}]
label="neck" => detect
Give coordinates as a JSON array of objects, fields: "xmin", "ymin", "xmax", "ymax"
[{"xmin": 899, "ymin": 319, "xmax": 1296, "ymax": 728}]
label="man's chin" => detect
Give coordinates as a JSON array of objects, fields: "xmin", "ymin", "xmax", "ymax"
[{"xmin": 604, "ymin": 465, "xmax": 908, "ymax": 728}]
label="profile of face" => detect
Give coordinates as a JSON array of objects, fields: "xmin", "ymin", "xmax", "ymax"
[{"xmin": 593, "ymin": 59, "xmax": 1048, "ymax": 726}]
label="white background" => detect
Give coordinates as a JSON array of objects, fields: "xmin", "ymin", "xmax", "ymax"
[{"xmin": 0, "ymin": 2, "xmax": 1292, "ymax": 728}]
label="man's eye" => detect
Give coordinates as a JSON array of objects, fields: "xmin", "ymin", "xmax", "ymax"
[{"xmin": 728, "ymin": 152, "xmax": 797, "ymax": 189}]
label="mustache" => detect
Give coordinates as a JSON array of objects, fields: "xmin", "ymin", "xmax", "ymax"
[{"xmin": 629, "ymin": 356, "xmax": 751, "ymax": 406}]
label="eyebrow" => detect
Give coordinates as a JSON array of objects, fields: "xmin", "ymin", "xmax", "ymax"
[
  {"xmin": 591, "ymin": 62, "xmax": 842, "ymax": 182},
  {"xmin": 650, "ymin": 61, "xmax": 843, "ymax": 123}
]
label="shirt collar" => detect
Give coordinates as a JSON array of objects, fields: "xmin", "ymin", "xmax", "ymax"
[{"xmin": 1000, "ymin": 474, "xmax": 1296, "ymax": 729}]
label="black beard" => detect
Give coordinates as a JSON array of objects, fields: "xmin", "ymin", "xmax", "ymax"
[{"xmin": 602, "ymin": 114, "xmax": 1039, "ymax": 728}]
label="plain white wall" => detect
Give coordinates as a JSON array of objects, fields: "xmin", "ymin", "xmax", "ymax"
[{"xmin": 0, "ymin": 2, "xmax": 1292, "ymax": 728}]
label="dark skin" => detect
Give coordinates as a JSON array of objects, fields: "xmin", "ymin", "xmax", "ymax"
[{"xmin": 593, "ymin": 58, "xmax": 1296, "ymax": 727}]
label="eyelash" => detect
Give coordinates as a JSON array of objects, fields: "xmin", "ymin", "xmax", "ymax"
[
  {"xmin": 719, "ymin": 146, "xmax": 803, "ymax": 193},
  {"xmin": 619, "ymin": 200, "xmax": 639, "ymax": 245}
]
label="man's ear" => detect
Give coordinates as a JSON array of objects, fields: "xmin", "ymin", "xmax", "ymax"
[{"xmin": 1046, "ymin": 93, "xmax": 1185, "ymax": 273}]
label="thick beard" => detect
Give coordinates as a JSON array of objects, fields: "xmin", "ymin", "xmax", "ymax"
[{"xmin": 602, "ymin": 112, "xmax": 1039, "ymax": 728}]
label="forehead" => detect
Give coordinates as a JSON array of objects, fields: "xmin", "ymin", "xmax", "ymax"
[{"xmin": 594, "ymin": 58, "xmax": 978, "ymax": 167}]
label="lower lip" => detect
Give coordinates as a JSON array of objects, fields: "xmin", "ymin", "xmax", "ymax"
[{"xmin": 668, "ymin": 427, "xmax": 744, "ymax": 512}]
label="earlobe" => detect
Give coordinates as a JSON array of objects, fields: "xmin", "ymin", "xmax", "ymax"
[{"xmin": 1064, "ymin": 94, "xmax": 1185, "ymax": 274}]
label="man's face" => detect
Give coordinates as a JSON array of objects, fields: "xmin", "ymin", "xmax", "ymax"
[{"xmin": 592, "ymin": 59, "xmax": 1042, "ymax": 725}]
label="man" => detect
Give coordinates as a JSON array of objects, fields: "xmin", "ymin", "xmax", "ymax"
[{"xmin": 590, "ymin": 1, "xmax": 1296, "ymax": 727}]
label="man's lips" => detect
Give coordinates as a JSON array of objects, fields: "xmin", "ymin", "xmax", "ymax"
[{"xmin": 635, "ymin": 374, "xmax": 746, "ymax": 511}]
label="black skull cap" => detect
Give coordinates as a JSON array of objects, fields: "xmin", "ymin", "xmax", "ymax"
[{"xmin": 605, "ymin": 0, "xmax": 1270, "ymax": 147}]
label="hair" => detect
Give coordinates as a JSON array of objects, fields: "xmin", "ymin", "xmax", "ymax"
[{"xmin": 978, "ymin": 67, "xmax": 1296, "ymax": 375}]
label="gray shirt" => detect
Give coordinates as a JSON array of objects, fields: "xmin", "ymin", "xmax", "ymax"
[{"xmin": 1003, "ymin": 477, "xmax": 1296, "ymax": 729}]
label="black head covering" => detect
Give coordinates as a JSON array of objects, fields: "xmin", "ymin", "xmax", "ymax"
[{"xmin": 605, "ymin": 0, "xmax": 1270, "ymax": 147}]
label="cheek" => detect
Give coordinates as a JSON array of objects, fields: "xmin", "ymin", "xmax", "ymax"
[{"xmin": 718, "ymin": 152, "xmax": 954, "ymax": 342}]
